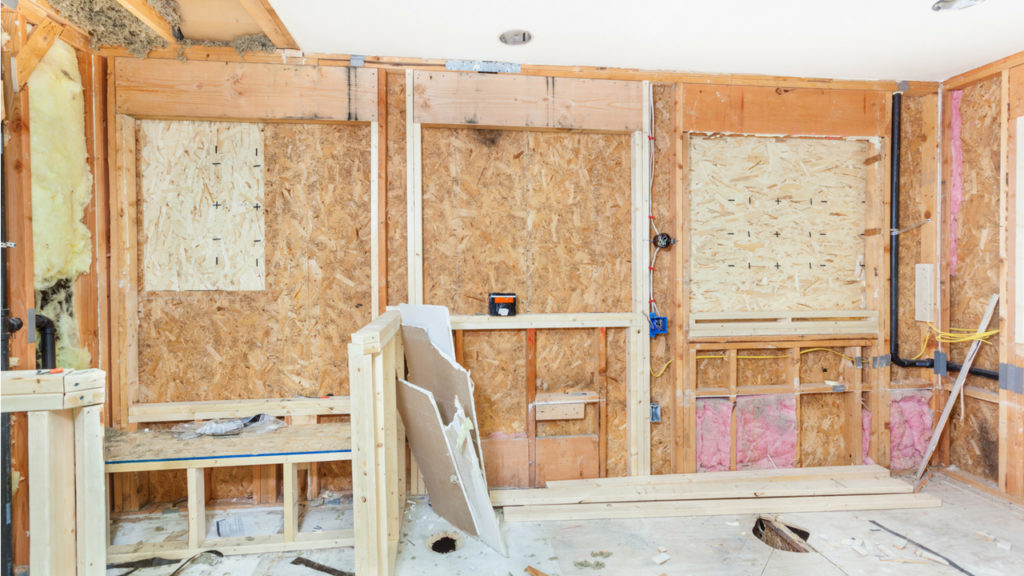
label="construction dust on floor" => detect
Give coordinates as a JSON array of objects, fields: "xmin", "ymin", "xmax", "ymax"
[{"xmin": 104, "ymin": 474, "xmax": 1023, "ymax": 575}]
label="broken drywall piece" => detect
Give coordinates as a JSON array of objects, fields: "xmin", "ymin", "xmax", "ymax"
[
  {"xmin": 400, "ymin": 303, "xmax": 456, "ymax": 360},
  {"xmin": 397, "ymin": 379, "xmax": 506, "ymax": 555},
  {"xmin": 402, "ymin": 325, "xmax": 485, "ymax": 467}
]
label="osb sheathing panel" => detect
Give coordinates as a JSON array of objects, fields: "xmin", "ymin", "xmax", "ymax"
[
  {"xmin": 649, "ymin": 84, "xmax": 675, "ymax": 474},
  {"xmin": 689, "ymin": 135, "xmax": 871, "ymax": 313},
  {"xmin": 536, "ymin": 329, "xmax": 600, "ymax": 437},
  {"xmin": 387, "ymin": 72, "xmax": 408, "ymax": 306},
  {"xmin": 799, "ymin": 349, "xmax": 842, "ymax": 384},
  {"xmin": 893, "ymin": 93, "xmax": 937, "ymax": 387},
  {"xmin": 605, "ymin": 327, "xmax": 628, "ymax": 477},
  {"xmin": 696, "ymin": 352, "xmax": 729, "ymax": 389},
  {"xmin": 420, "ymin": 127, "xmax": 631, "ymax": 315},
  {"xmin": 799, "ymin": 393, "xmax": 851, "ymax": 466},
  {"xmin": 950, "ymin": 397, "xmax": 999, "ymax": 481},
  {"xmin": 137, "ymin": 123, "xmax": 373, "ymax": 402},
  {"xmin": 138, "ymin": 120, "xmax": 266, "ymax": 292},
  {"xmin": 737, "ymin": 351, "xmax": 787, "ymax": 387},
  {"xmin": 462, "ymin": 330, "xmax": 526, "ymax": 437},
  {"xmin": 949, "ymin": 76, "xmax": 1001, "ymax": 392}
]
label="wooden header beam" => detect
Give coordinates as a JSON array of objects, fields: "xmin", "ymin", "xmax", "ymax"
[
  {"xmin": 238, "ymin": 0, "xmax": 299, "ymax": 50},
  {"xmin": 412, "ymin": 70, "xmax": 643, "ymax": 132},
  {"xmin": 683, "ymin": 84, "xmax": 889, "ymax": 137},
  {"xmin": 114, "ymin": 58, "xmax": 378, "ymax": 122}
]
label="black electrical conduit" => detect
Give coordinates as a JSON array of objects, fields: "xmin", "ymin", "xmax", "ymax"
[{"xmin": 889, "ymin": 91, "xmax": 998, "ymax": 380}]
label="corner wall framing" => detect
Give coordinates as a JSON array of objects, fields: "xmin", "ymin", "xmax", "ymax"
[
  {"xmin": 404, "ymin": 70, "xmax": 653, "ymax": 476},
  {"xmin": 107, "ymin": 58, "xmax": 382, "ymax": 509}
]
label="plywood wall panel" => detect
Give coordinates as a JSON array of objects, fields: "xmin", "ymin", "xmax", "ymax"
[
  {"xmin": 604, "ymin": 327, "xmax": 629, "ymax": 477},
  {"xmin": 139, "ymin": 120, "xmax": 266, "ymax": 291},
  {"xmin": 462, "ymin": 330, "xmax": 527, "ymax": 437},
  {"xmin": 689, "ymin": 135, "xmax": 871, "ymax": 314},
  {"xmin": 386, "ymin": 72, "xmax": 409, "ymax": 306},
  {"xmin": 421, "ymin": 127, "xmax": 631, "ymax": 314},
  {"xmin": 137, "ymin": 123, "xmax": 372, "ymax": 402},
  {"xmin": 950, "ymin": 397, "xmax": 1000, "ymax": 481},
  {"xmin": 950, "ymin": 76, "xmax": 1001, "ymax": 392},
  {"xmin": 800, "ymin": 393, "xmax": 851, "ymax": 466},
  {"xmin": 650, "ymin": 84, "xmax": 676, "ymax": 474},
  {"xmin": 683, "ymin": 85, "xmax": 888, "ymax": 137},
  {"xmin": 799, "ymin": 349, "xmax": 843, "ymax": 384},
  {"xmin": 535, "ymin": 329, "xmax": 599, "ymax": 437}
]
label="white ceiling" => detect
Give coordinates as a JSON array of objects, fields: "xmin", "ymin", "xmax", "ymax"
[{"xmin": 269, "ymin": 0, "xmax": 1024, "ymax": 82}]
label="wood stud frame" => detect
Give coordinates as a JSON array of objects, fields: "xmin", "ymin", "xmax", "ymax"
[{"xmin": 405, "ymin": 70, "xmax": 653, "ymax": 476}]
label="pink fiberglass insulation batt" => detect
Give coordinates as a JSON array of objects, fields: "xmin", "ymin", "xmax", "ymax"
[
  {"xmin": 736, "ymin": 395, "xmax": 797, "ymax": 470},
  {"xmin": 696, "ymin": 398, "xmax": 732, "ymax": 471},
  {"xmin": 862, "ymin": 409, "xmax": 875, "ymax": 465},
  {"xmin": 890, "ymin": 390, "xmax": 933, "ymax": 471}
]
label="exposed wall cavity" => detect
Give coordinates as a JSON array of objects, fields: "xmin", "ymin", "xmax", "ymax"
[
  {"xmin": 889, "ymin": 390, "xmax": 933, "ymax": 471},
  {"xmin": 27, "ymin": 39, "xmax": 93, "ymax": 369},
  {"xmin": 736, "ymin": 394, "xmax": 797, "ymax": 469},
  {"xmin": 696, "ymin": 397, "xmax": 731, "ymax": 471}
]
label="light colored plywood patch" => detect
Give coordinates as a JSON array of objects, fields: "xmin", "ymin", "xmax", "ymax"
[
  {"xmin": 689, "ymin": 135, "xmax": 872, "ymax": 313},
  {"xmin": 139, "ymin": 120, "xmax": 265, "ymax": 292}
]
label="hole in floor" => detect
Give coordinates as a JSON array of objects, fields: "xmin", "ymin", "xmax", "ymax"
[
  {"xmin": 428, "ymin": 531, "xmax": 462, "ymax": 554},
  {"xmin": 753, "ymin": 516, "xmax": 813, "ymax": 553}
]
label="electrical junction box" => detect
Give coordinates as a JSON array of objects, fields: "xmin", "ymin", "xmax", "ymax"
[{"xmin": 488, "ymin": 293, "xmax": 517, "ymax": 317}]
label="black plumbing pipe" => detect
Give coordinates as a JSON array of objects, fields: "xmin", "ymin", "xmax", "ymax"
[
  {"xmin": 889, "ymin": 92, "xmax": 998, "ymax": 380},
  {"xmin": 35, "ymin": 313, "xmax": 56, "ymax": 370}
]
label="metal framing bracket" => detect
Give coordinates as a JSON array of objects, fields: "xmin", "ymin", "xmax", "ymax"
[
  {"xmin": 933, "ymin": 351, "xmax": 948, "ymax": 377},
  {"xmin": 1000, "ymin": 363, "xmax": 1024, "ymax": 394},
  {"xmin": 871, "ymin": 354, "xmax": 891, "ymax": 369}
]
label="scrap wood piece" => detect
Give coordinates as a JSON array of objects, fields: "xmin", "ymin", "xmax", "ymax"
[
  {"xmin": 397, "ymin": 379, "xmax": 505, "ymax": 555},
  {"xmin": 525, "ymin": 566, "xmax": 550, "ymax": 576},
  {"xmin": 915, "ymin": 293, "xmax": 999, "ymax": 480},
  {"xmin": 501, "ymin": 493, "xmax": 942, "ymax": 522},
  {"xmin": 543, "ymin": 463, "xmax": 891, "ymax": 489},
  {"xmin": 14, "ymin": 16, "xmax": 63, "ymax": 90}
]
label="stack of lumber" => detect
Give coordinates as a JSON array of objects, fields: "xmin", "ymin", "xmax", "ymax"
[{"xmin": 490, "ymin": 465, "xmax": 940, "ymax": 522}]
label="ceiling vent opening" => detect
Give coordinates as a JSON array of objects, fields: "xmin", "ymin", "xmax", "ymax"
[{"xmin": 499, "ymin": 30, "xmax": 532, "ymax": 46}]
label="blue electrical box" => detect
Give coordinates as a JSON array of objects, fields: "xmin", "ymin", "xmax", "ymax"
[{"xmin": 649, "ymin": 313, "xmax": 667, "ymax": 338}]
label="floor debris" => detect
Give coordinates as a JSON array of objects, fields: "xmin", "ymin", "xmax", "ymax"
[
  {"xmin": 652, "ymin": 551, "xmax": 671, "ymax": 565},
  {"xmin": 290, "ymin": 557, "xmax": 355, "ymax": 576}
]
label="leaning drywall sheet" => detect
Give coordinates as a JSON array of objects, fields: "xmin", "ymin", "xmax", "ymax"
[
  {"xmin": 402, "ymin": 324, "xmax": 483, "ymax": 464},
  {"xmin": 139, "ymin": 119, "xmax": 265, "ymax": 291},
  {"xmin": 689, "ymin": 135, "xmax": 871, "ymax": 313},
  {"xmin": 397, "ymin": 379, "xmax": 505, "ymax": 554}
]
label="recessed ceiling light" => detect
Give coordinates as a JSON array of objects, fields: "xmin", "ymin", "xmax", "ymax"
[
  {"xmin": 499, "ymin": 30, "xmax": 532, "ymax": 46},
  {"xmin": 932, "ymin": 0, "xmax": 986, "ymax": 11}
]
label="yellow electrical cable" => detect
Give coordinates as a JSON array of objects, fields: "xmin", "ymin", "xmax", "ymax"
[
  {"xmin": 911, "ymin": 331, "xmax": 931, "ymax": 360},
  {"xmin": 651, "ymin": 359, "xmax": 673, "ymax": 378}
]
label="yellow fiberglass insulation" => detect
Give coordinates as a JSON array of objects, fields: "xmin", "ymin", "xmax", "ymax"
[{"xmin": 27, "ymin": 39, "xmax": 93, "ymax": 369}]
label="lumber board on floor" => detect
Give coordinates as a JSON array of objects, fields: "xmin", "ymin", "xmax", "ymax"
[
  {"xmin": 501, "ymin": 493, "xmax": 941, "ymax": 522},
  {"xmin": 543, "ymin": 464, "xmax": 891, "ymax": 489},
  {"xmin": 490, "ymin": 475, "xmax": 913, "ymax": 507}
]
